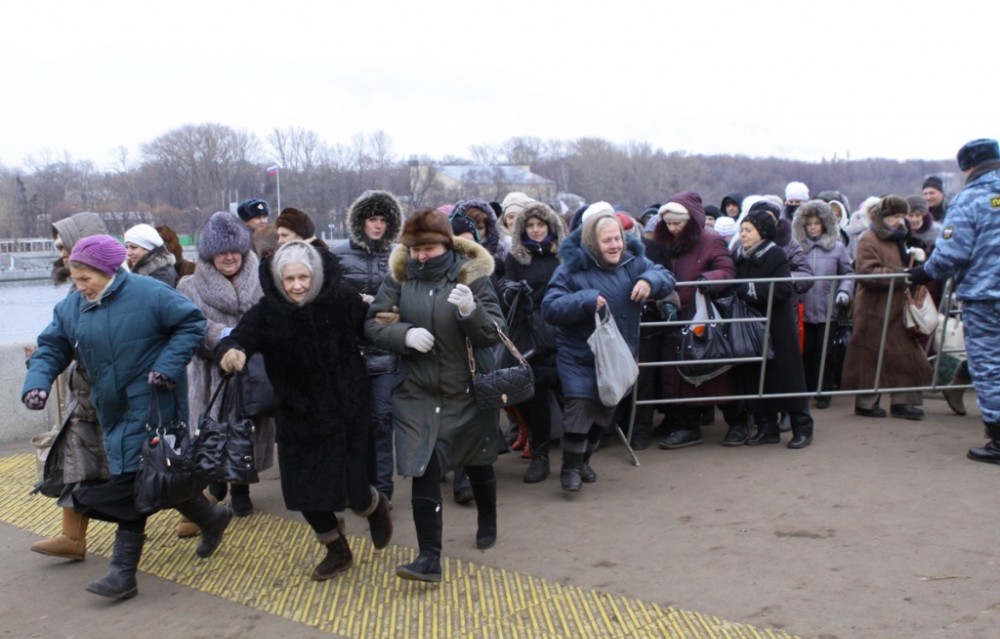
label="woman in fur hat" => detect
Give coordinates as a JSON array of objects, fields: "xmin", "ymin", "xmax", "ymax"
[
  {"xmin": 542, "ymin": 211, "xmax": 674, "ymax": 490},
  {"xmin": 275, "ymin": 207, "xmax": 329, "ymax": 250},
  {"xmin": 842, "ymin": 196, "xmax": 932, "ymax": 420},
  {"xmin": 124, "ymin": 223, "xmax": 177, "ymax": 287},
  {"xmin": 732, "ymin": 207, "xmax": 814, "ymax": 448},
  {"xmin": 330, "ymin": 190, "xmax": 404, "ymax": 503},
  {"xmin": 218, "ymin": 240, "xmax": 392, "ymax": 581},
  {"xmin": 175, "ymin": 211, "xmax": 275, "ymax": 526},
  {"xmin": 499, "ymin": 201, "xmax": 566, "ymax": 483},
  {"xmin": 365, "ymin": 208, "xmax": 505, "ymax": 582},
  {"xmin": 792, "ymin": 200, "xmax": 854, "ymax": 409}
]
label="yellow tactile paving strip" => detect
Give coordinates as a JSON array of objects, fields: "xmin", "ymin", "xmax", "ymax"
[{"xmin": 0, "ymin": 453, "xmax": 801, "ymax": 638}]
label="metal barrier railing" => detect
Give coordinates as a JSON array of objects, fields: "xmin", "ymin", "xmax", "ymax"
[{"xmin": 613, "ymin": 271, "xmax": 967, "ymax": 465}]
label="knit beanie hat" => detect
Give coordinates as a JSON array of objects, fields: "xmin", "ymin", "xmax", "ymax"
[
  {"xmin": 501, "ymin": 192, "xmax": 534, "ymax": 218},
  {"xmin": 658, "ymin": 201, "xmax": 691, "ymax": 223},
  {"xmin": 956, "ymin": 138, "xmax": 1000, "ymax": 171},
  {"xmin": 704, "ymin": 204, "xmax": 721, "ymax": 220},
  {"xmin": 400, "ymin": 208, "xmax": 454, "ymax": 248},
  {"xmin": 123, "ymin": 223, "xmax": 164, "ymax": 251},
  {"xmin": 615, "ymin": 212, "xmax": 635, "ymax": 231},
  {"xmin": 644, "ymin": 215, "xmax": 659, "ymax": 234},
  {"xmin": 785, "ymin": 181, "xmax": 810, "ymax": 201},
  {"xmin": 748, "ymin": 199, "xmax": 782, "ymax": 220},
  {"xmin": 906, "ymin": 195, "xmax": 929, "ymax": 214},
  {"xmin": 714, "ymin": 216, "xmax": 737, "ymax": 239},
  {"xmin": 198, "ymin": 211, "xmax": 252, "ymax": 261},
  {"xmin": 237, "ymin": 198, "xmax": 270, "ymax": 222},
  {"xmin": 275, "ymin": 207, "xmax": 316, "ymax": 240},
  {"xmin": 450, "ymin": 213, "xmax": 481, "ymax": 242},
  {"xmin": 581, "ymin": 201, "xmax": 615, "ymax": 225},
  {"xmin": 921, "ymin": 176, "xmax": 944, "ymax": 194},
  {"xmin": 69, "ymin": 234, "xmax": 126, "ymax": 276},
  {"xmin": 742, "ymin": 209, "xmax": 777, "ymax": 242}
]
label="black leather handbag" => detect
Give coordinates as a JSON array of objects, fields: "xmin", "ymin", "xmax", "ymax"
[
  {"xmin": 196, "ymin": 375, "xmax": 259, "ymax": 485},
  {"xmin": 466, "ymin": 322, "xmax": 535, "ymax": 410},
  {"xmin": 134, "ymin": 392, "xmax": 203, "ymax": 515},
  {"xmin": 237, "ymin": 353, "xmax": 278, "ymax": 418},
  {"xmin": 677, "ymin": 292, "xmax": 733, "ymax": 386}
]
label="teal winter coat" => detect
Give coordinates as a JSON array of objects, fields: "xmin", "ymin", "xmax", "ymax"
[{"xmin": 23, "ymin": 268, "xmax": 205, "ymax": 474}]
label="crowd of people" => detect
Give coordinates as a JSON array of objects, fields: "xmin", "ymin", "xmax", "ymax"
[{"xmin": 20, "ymin": 137, "xmax": 1000, "ymax": 594}]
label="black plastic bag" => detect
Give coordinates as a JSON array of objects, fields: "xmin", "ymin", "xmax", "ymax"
[{"xmin": 677, "ymin": 291, "xmax": 733, "ymax": 386}]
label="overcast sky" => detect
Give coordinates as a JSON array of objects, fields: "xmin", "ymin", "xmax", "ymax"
[{"xmin": 4, "ymin": 1, "xmax": 995, "ymax": 171}]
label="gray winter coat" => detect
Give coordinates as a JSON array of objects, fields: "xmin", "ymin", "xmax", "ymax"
[
  {"xmin": 793, "ymin": 201, "xmax": 854, "ymax": 324},
  {"xmin": 365, "ymin": 237, "xmax": 504, "ymax": 477},
  {"xmin": 177, "ymin": 252, "xmax": 274, "ymax": 471},
  {"xmin": 132, "ymin": 246, "xmax": 178, "ymax": 288}
]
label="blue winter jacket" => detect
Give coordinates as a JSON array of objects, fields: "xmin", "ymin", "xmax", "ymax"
[
  {"xmin": 924, "ymin": 161, "xmax": 1000, "ymax": 301},
  {"xmin": 23, "ymin": 268, "xmax": 205, "ymax": 474},
  {"xmin": 542, "ymin": 226, "xmax": 675, "ymax": 400}
]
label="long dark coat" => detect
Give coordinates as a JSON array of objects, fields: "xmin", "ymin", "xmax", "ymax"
[
  {"xmin": 841, "ymin": 227, "xmax": 932, "ymax": 391},
  {"xmin": 651, "ymin": 197, "xmax": 736, "ymax": 401},
  {"xmin": 220, "ymin": 249, "xmax": 369, "ymax": 512},
  {"xmin": 732, "ymin": 241, "xmax": 809, "ymax": 414},
  {"xmin": 365, "ymin": 237, "xmax": 504, "ymax": 477}
]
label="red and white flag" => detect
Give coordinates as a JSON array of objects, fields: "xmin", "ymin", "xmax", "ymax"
[{"xmin": 266, "ymin": 165, "xmax": 280, "ymax": 175}]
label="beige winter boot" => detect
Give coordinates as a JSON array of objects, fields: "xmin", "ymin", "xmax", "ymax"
[{"xmin": 31, "ymin": 507, "xmax": 88, "ymax": 561}]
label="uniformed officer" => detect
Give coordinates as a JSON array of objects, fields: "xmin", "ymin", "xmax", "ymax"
[{"xmin": 908, "ymin": 138, "xmax": 1000, "ymax": 463}]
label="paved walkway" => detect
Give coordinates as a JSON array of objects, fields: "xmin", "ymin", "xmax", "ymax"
[{"xmin": 2, "ymin": 394, "xmax": 998, "ymax": 638}]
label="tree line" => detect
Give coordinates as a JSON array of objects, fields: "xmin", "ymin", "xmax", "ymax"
[{"xmin": 0, "ymin": 123, "xmax": 957, "ymax": 240}]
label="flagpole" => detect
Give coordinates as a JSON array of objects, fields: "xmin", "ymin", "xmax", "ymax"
[{"xmin": 276, "ymin": 168, "xmax": 281, "ymax": 213}]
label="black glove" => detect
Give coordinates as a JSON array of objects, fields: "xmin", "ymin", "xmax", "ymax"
[
  {"xmin": 905, "ymin": 266, "xmax": 933, "ymax": 286},
  {"xmin": 22, "ymin": 389, "xmax": 48, "ymax": 410}
]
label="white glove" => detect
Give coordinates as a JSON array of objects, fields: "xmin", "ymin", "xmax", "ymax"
[
  {"xmin": 908, "ymin": 247, "xmax": 927, "ymax": 263},
  {"xmin": 405, "ymin": 328, "xmax": 435, "ymax": 353},
  {"xmin": 220, "ymin": 349, "xmax": 247, "ymax": 373},
  {"xmin": 447, "ymin": 283, "xmax": 476, "ymax": 317},
  {"xmin": 835, "ymin": 291, "xmax": 851, "ymax": 307},
  {"xmin": 360, "ymin": 293, "xmax": 375, "ymax": 304}
]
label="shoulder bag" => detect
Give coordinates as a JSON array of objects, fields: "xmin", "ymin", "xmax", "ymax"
[
  {"xmin": 587, "ymin": 306, "xmax": 640, "ymax": 407},
  {"xmin": 195, "ymin": 375, "xmax": 259, "ymax": 485},
  {"xmin": 677, "ymin": 290, "xmax": 733, "ymax": 386},
  {"xmin": 134, "ymin": 390, "xmax": 203, "ymax": 515},
  {"xmin": 466, "ymin": 321, "xmax": 535, "ymax": 410}
]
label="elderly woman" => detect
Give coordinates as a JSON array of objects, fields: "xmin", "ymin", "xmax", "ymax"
[
  {"xmin": 124, "ymin": 223, "xmax": 178, "ymax": 287},
  {"xmin": 218, "ymin": 240, "xmax": 391, "ymax": 581},
  {"xmin": 176, "ymin": 211, "xmax": 275, "ymax": 526},
  {"xmin": 542, "ymin": 210, "xmax": 675, "ymax": 491},
  {"xmin": 365, "ymin": 208, "xmax": 505, "ymax": 583},
  {"xmin": 842, "ymin": 196, "xmax": 932, "ymax": 420},
  {"xmin": 23, "ymin": 234, "xmax": 229, "ymax": 600},
  {"xmin": 732, "ymin": 208, "xmax": 814, "ymax": 449}
]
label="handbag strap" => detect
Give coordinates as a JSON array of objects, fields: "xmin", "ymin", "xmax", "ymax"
[{"xmin": 466, "ymin": 320, "xmax": 529, "ymax": 376}]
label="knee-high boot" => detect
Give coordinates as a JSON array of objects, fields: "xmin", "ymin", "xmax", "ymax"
[
  {"xmin": 174, "ymin": 495, "xmax": 233, "ymax": 558},
  {"xmin": 787, "ymin": 409, "xmax": 814, "ymax": 449},
  {"xmin": 31, "ymin": 507, "xmax": 88, "ymax": 560},
  {"xmin": 86, "ymin": 529, "xmax": 144, "ymax": 599},
  {"xmin": 469, "ymin": 472, "xmax": 497, "ymax": 549},
  {"xmin": 397, "ymin": 497, "xmax": 442, "ymax": 582}
]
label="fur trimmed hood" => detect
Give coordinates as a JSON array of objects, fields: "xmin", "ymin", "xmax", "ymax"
[
  {"xmin": 347, "ymin": 190, "xmax": 403, "ymax": 253},
  {"xmin": 507, "ymin": 201, "xmax": 567, "ymax": 266},
  {"xmin": 452, "ymin": 198, "xmax": 506, "ymax": 259},
  {"xmin": 792, "ymin": 200, "xmax": 841, "ymax": 251},
  {"xmin": 388, "ymin": 236, "xmax": 495, "ymax": 284},
  {"xmin": 558, "ymin": 216, "xmax": 646, "ymax": 274},
  {"xmin": 132, "ymin": 245, "xmax": 176, "ymax": 277}
]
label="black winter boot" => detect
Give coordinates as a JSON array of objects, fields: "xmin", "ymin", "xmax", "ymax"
[
  {"xmin": 312, "ymin": 521, "xmax": 353, "ymax": 580},
  {"xmin": 359, "ymin": 487, "xmax": 393, "ymax": 550},
  {"xmin": 469, "ymin": 473, "xmax": 497, "ymax": 549},
  {"xmin": 579, "ymin": 450, "xmax": 597, "ymax": 484},
  {"xmin": 86, "ymin": 529, "xmax": 144, "ymax": 599},
  {"xmin": 560, "ymin": 451, "xmax": 584, "ymax": 492},
  {"xmin": 746, "ymin": 415, "xmax": 780, "ymax": 446},
  {"xmin": 397, "ymin": 497, "xmax": 443, "ymax": 582},
  {"xmin": 524, "ymin": 451, "xmax": 550, "ymax": 483},
  {"xmin": 229, "ymin": 483, "xmax": 253, "ymax": 517},
  {"xmin": 968, "ymin": 424, "xmax": 1000, "ymax": 464},
  {"xmin": 175, "ymin": 496, "xmax": 233, "ymax": 558},
  {"xmin": 787, "ymin": 410, "xmax": 814, "ymax": 449}
]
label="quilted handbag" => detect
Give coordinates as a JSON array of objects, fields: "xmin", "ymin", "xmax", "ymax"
[
  {"xmin": 195, "ymin": 375, "xmax": 259, "ymax": 485},
  {"xmin": 466, "ymin": 321, "xmax": 535, "ymax": 410}
]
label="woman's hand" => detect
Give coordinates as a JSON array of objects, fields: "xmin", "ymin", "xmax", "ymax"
[
  {"xmin": 404, "ymin": 328, "xmax": 435, "ymax": 353},
  {"xmin": 374, "ymin": 305, "xmax": 400, "ymax": 325},
  {"xmin": 22, "ymin": 389, "xmax": 47, "ymax": 410},
  {"xmin": 220, "ymin": 349, "xmax": 247, "ymax": 373},
  {"xmin": 630, "ymin": 279, "xmax": 652, "ymax": 302},
  {"xmin": 147, "ymin": 371, "xmax": 175, "ymax": 389},
  {"xmin": 447, "ymin": 283, "xmax": 476, "ymax": 317},
  {"xmin": 595, "ymin": 295, "xmax": 607, "ymax": 311}
]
